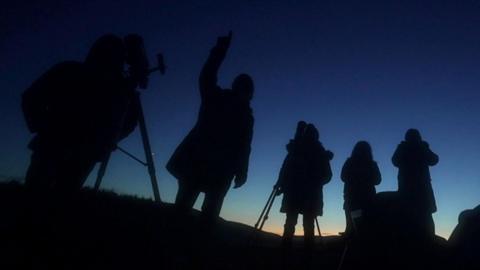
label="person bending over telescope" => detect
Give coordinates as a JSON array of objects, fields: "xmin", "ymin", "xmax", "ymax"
[
  {"xmin": 22, "ymin": 34, "xmax": 141, "ymax": 193},
  {"xmin": 275, "ymin": 122, "xmax": 333, "ymax": 250},
  {"xmin": 167, "ymin": 32, "xmax": 254, "ymax": 223}
]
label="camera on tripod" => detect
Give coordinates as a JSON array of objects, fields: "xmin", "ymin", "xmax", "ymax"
[{"xmin": 124, "ymin": 34, "xmax": 166, "ymax": 90}]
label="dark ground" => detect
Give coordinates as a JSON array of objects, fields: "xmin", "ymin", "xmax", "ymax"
[{"xmin": 0, "ymin": 182, "xmax": 476, "ymax": 270}]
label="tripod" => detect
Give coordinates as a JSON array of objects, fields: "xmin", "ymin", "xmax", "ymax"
[
  {"xmin": 254, "ymin": 185, "xmax": 324, "ymax": 237},
  {"xmin": 254, "ymin": 185, "xmax": 279, "ymax": 231},
  {"xmin": 336, "ymin": 209, "xmax": 362, "ymax": 270},
  {"xmin": 93, "ymin": 52, "xmax": 166, "ymax": 203},
  {"xmin": 93, "ymin": 94, "xmax": 161, "ymax": 202}
]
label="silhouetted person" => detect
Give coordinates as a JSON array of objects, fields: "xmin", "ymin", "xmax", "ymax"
[
  {"xmin": 392, "ymin": 129, "xmax": 438, "ymax": 236},
  {"xmin": 449, "ymin": 205, "xmax": 480, "ymax": 270},
  {"xmin": 276, "ymin": 122, "xmax": 333, "ymax": 249},
  {"xmin": 341, "ymin": 141, "xmax": 381, "ymax": 235},
  {"xmin": 166, "ymin": 32, "xmax": 254, "ymax": 223},
  {"xmin": 22, "ymin": 34, "xmax": 139, "ymax": 193}
]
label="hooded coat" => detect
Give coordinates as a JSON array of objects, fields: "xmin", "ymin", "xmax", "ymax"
[
  {"xmin": 392, "ymin": 140, "xmax": 438, "ymax": 213},
  {"xmin": 277, "ymin": 139, "xmax": 332, "ymax": 216},
  {"xmin": 341, "ymin": 157, "xmax": 381, "ymax": 211}
]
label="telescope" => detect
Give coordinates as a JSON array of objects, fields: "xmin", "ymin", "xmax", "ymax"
[
  {"xmin": 94, "ymin": 34, "xmax": 165, "ymax": 203},
  {"xmin": 124, "ymin": 34, "xmax": 166, "ymax": 89}
]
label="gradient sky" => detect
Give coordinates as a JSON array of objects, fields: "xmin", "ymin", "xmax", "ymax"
[{"xmin": 1, "ymin": 0, "xmax": 480, "ymax": 238}]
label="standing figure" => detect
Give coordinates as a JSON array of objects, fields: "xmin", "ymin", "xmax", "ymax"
[
  {"xmin": 392, "ymin": 128, "xmax": 438, "ymax": 236},
  {"xmin": 166, "ymin": 32, "xmax": 254, "ymax": 223},
  {"xmin": 22, "ymin": 34, "xmax": 140, "ymax": 193},
  {"xmin": 276, "ymin": 122, "xmax": 333, "ymax": 249},
  {"xmin": 341, "ymin": 141, "xmax": 381, "ymax": 235}
]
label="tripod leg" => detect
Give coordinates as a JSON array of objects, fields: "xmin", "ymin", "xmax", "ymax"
[
  {"xmin": 249, "ymin": 187, "xmax": 277, "ymax": 250},
  {"xmin": 94, "ymin": 155, "xmax": 110, "ymax": 190},
  {"xmin": 315, "ymin": 216, "xmax": 326, "ymax": 248},
  {"xmin": 315, "ymin": 217, "xmax": 322, "ymax": 237},
  {"xmin": 136, "ymin": 94, "xmax": 162, "ymax": 202},
  {"xmin": 259, "ymin": 188, "xmax": 277, "ymax": 231},
  {"xmin": 337, "ymin": 242, "xmax": 349, "ymax": 270},
  {"xmin": 255, "ymin": 187, "xmax": 276, "ymax": 229}
]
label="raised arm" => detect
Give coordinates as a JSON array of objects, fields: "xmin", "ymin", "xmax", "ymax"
[{"xmin": 199, "ymin": 31, "xmax": 232, "ymax": 99}]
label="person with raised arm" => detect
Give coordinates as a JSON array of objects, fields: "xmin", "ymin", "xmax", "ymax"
[{"xmin": 167, "ymin": 32, "xmax": 254, "ymax": 224}]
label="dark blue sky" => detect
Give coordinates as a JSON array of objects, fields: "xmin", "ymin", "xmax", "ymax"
[{"xmin": 1, "ymin": 0, "xmax": 480, "ymax": 236}]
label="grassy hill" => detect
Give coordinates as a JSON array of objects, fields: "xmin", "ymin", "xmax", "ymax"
[{"xmin": 0, "ymin": 182, "xmax": 472, "ymax": 270}]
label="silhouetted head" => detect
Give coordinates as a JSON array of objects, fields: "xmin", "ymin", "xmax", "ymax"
[
  {"xmin": 85, "ymin": 34, "xmax": 125, "ymax": 74},
  {"xmin": 405, "ymin": 128, "xmax": 422, "ymax": 143},
  {"xmin": 351, "ymin": 141, "xmax": 373, "ymax": 161},
  {"xmin": 304, "ymin": 124, "xmax": 319, "ymax": 142},
  {"xmin": 232, "ymin": 73, "xmax": 254, "ymax": 101},
  {"xmin": 294, "ymin": 121, "xmax": 307, "ymax": 140}
]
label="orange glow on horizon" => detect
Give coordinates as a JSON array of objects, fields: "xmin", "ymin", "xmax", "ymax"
[
  {"xmin": 260, "ymin": 224, "xmax": 450, "ymax": 239},
  {"xmin": 261, "ymin": 224, "xmax": 341, "ymax": 237}
]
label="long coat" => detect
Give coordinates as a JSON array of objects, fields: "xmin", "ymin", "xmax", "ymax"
[
  {"xmin": 277, "ymin": 140, "xmax": 332, "ymax": 216},
  {"xmin": 392, "ymin": 141, "xmax": 438, "ymax": 213},
  {"xmin": 166, "ymin": 44, "xmax": 254, "ymax": 191},
  {"xmin": 341, "ymin": 158, "xmax": 381, "ymax": 211}
]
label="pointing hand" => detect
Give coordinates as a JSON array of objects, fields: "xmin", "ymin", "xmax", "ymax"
[{"xmin": 217, "ymin": 31, "xmax": 233, "ymax": 50}]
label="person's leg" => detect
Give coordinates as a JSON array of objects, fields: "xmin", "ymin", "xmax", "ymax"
[
  {"xmin": 23, "ymin": 149, "xmax": 56, "ymax": 268},
  {"xmin": 282, "ymin": 212, "xmax": 298, "ymax": 248},
  {"xmin": 201, "ymin": 181, "xmax": 230, "ymax": 223},
  {"xmin": 53, "ymin": 151, "xmax": 97, "ymax": 194},
  {"xmin": 71, "ymin": 157, "xmax": 97, "ymax": 189},
  {"xmin": 57, "ymin": 154, "xmax": 97, "ymax": 192},
  {"xmin": 25, "ymin": 150, "xmax": 57, "ymax": 191},
  {"xmin": 175, "ymin": 180, "xmax": 200, "ymax": 212},
  {"xmin": 344, "ymin": 210, "xmax": 353, "ymax": 235},
  {"xmin": 303, "ymin": 213, "xmax": 315, "ymax": 249}
]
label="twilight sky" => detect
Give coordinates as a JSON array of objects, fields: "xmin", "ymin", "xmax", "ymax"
[{"xmin": 1, "ymin": 0, "xmax": 480, "ymax": 238}]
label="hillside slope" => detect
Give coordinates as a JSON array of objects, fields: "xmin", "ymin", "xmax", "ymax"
[{"xmin": 0, "ymin": 182, "xmax": 473, "ymax": 270}]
